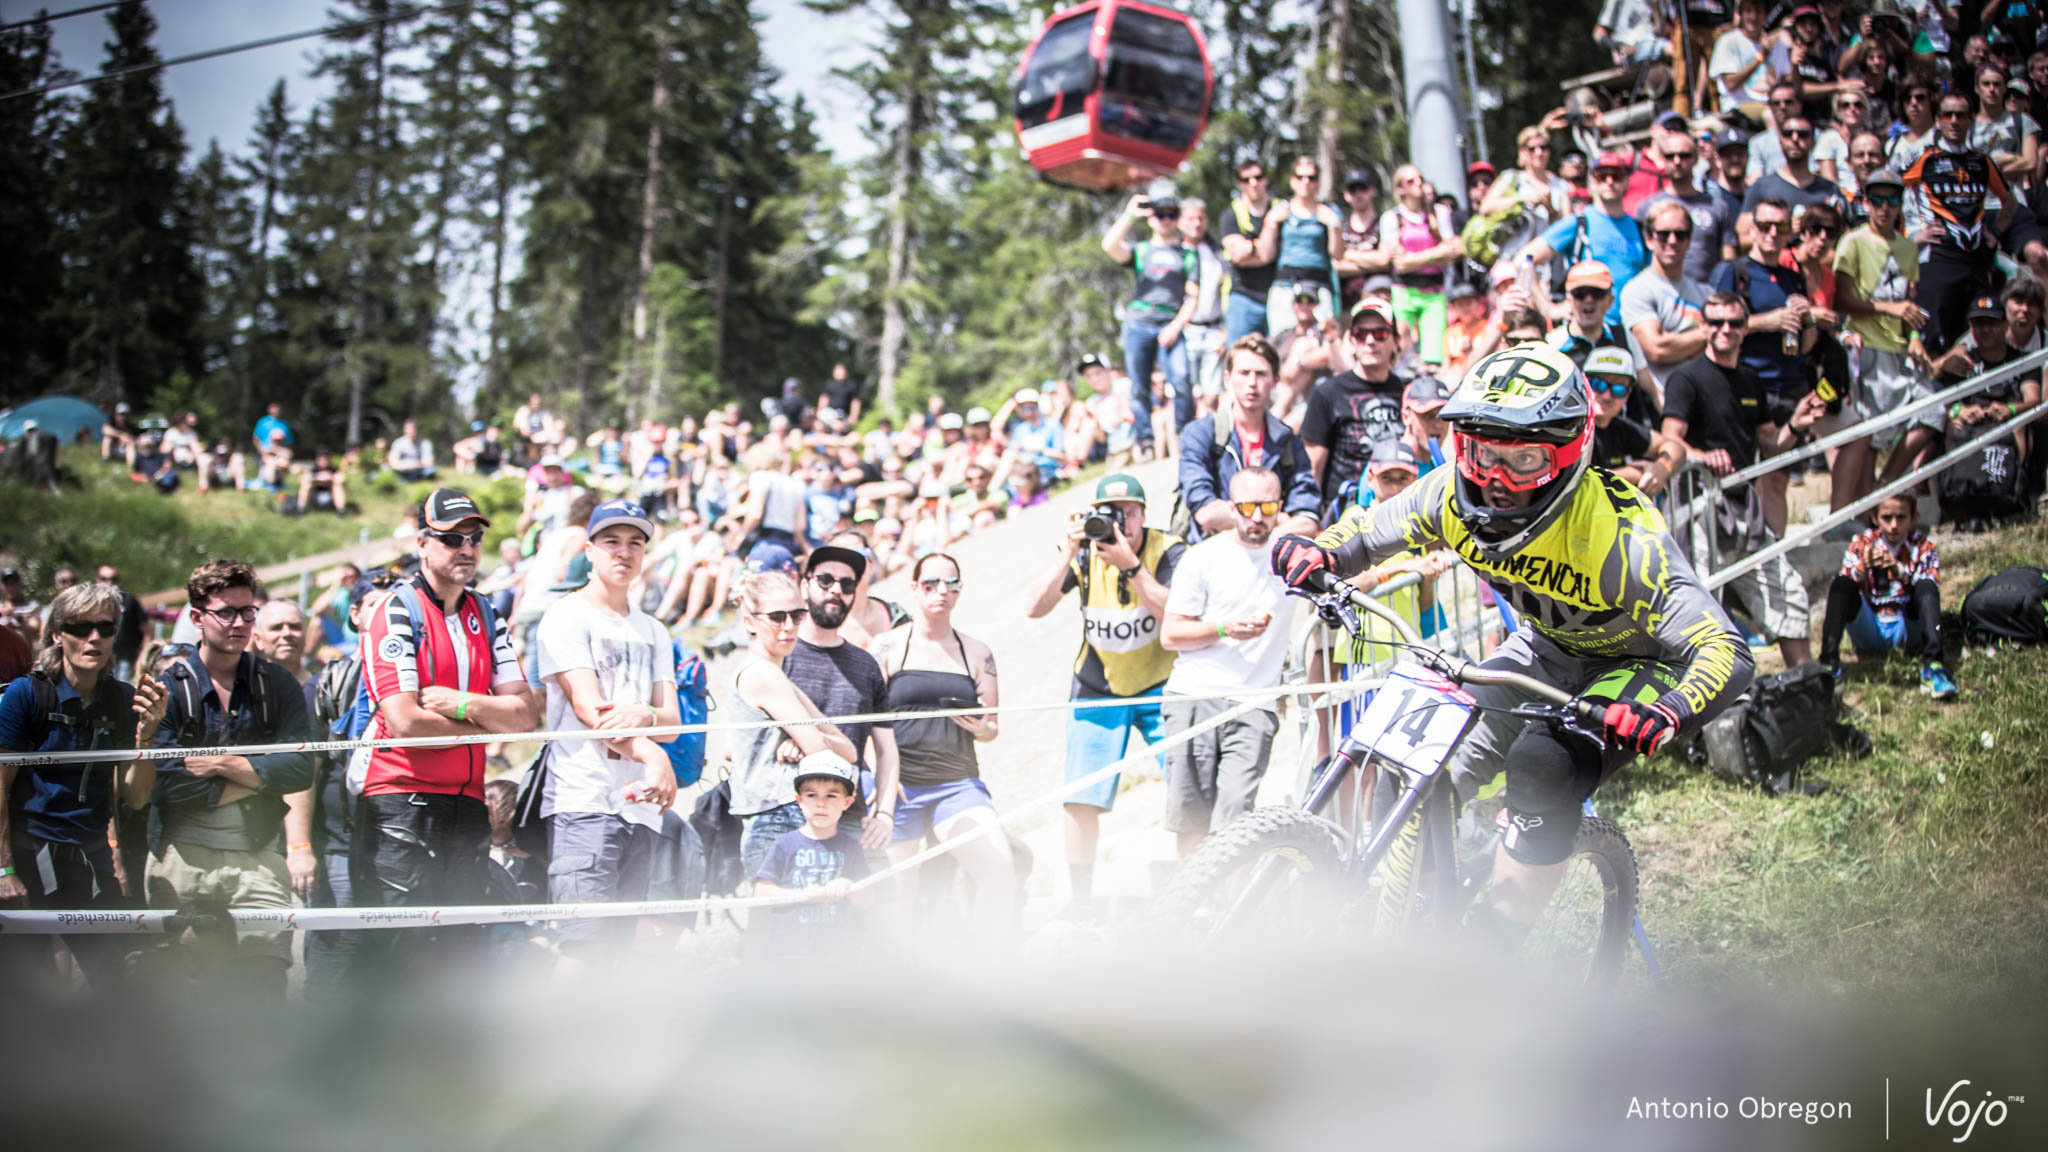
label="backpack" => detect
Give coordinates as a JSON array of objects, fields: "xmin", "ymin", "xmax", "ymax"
[
  {"xmin": 663, "ymin": 641, "xmax": 712, "ymax": 788},
  {"xmin": 1938, "ymin": 433, "xmax": 2028, "ymax": 522},
  {"xmin": 161, "ymin": 652, "xmax": 279, "ymax": 748},
  {"xmin": 1460, "ymin": 201, "xmax": 1528, "ymax": 268},
  {"xmin": 17, "ymin": 668, "xmax": 127, "ymax": 761},
  {"xmin": 343, "ymin": 581, "xmax": 502, "ymax": 796},
  {"xmin": 1691, "ymin": 661, "xmax": 1868, "ymax": 796},
  {"xmin": 688, "ymin": 780, "xmax": 747, "ymax": 897},
  {"xmin": 1961, "ymin": 565, "xmax": 2048, "ymax": 645}
]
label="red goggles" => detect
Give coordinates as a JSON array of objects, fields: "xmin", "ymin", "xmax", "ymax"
[{"xmin": 1455, "ymin": 433, "xmax": 1578, "ymax": 492}]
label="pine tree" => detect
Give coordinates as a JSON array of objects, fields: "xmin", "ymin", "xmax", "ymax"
[
  {"xmin": 57, "ymin": 1, "xmax": 201, "ymax": 410},
  {"xmin": 0, "ymin": 20, "xmax": 73, "ymax": 403}
]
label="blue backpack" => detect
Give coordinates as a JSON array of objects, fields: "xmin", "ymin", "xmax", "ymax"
[{"xmin": 664, "ymin": 640, "xmax": 711, "ymax": 787}]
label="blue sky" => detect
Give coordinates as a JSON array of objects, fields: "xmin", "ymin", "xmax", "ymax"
[{"xmin": 3, "ymin": 0, "xmax": 876, "ymax": 158}]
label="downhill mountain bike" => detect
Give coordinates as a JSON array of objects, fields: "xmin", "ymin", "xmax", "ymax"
[{"xmin": 1151, "ymin": 575, "xmax": 1642, "ymax": 984}]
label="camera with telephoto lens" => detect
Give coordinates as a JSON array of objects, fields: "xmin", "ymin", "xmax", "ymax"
[{"xmin": 1082, "ymin": 504, "xmax": 1121, "ymax": 544}]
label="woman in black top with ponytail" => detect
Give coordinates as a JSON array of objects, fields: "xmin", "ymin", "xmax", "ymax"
[{"xmin": 870, "ymin": 553, "xmax": 1015, "ymax": 933}]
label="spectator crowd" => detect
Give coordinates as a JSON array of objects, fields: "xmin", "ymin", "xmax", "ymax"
[{"xmin": 13, "ymin": 0, "xmax": 2048, "ymax": 990}]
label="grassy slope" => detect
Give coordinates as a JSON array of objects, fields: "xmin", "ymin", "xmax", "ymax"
[
  {"xmin": 0, "ymin": 447, "xmax": 519, "ymax": 596},
  {"xmin": 1607, "ymin": 517, "xmax": 2048, "ymax": 1010}
]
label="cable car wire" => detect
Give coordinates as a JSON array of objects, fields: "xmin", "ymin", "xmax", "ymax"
[
  {"xmin": 0, "ymin": 0, "xmax": 485, "ymax": 103},
  {"xmin": 0, "ymin": 2, "xmax": 130, "ymax": 35}
]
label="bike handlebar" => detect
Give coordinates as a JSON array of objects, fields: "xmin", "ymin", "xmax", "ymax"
[{"xmin": 1296, "ymin": 570, "xmax": 1603, "ymax": 725}]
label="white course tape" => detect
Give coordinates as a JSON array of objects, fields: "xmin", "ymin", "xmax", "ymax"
[
  {"xmin": 0, "ymin": 679, "xmax": 1367, "ymax": 768},
  {"xmin": 0, "ymin": 689, "xmax": 1344, "ymax": 935}
]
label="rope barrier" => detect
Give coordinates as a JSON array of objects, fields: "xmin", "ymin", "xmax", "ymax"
[
  {"xmin": 0, "ymin": 679, "xmax": 1368, "ymax": 769},
  {"xmin": 0, "ymin": 694, "xmax": 1279, "ymax": 935}
]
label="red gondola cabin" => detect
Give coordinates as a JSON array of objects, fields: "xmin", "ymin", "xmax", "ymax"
[{"xmin": 1013, "ymin": 1, "xmax": 1213, "ymax": 191}]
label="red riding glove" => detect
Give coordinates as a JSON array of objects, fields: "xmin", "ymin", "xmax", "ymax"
[
  {"xmin": 1271, "ymin": 534, "xmax": 1332, "ymax": 589},
  {"xmin": 1602, "ymin": 697, "xmax": 1682, "ymax": 755}
]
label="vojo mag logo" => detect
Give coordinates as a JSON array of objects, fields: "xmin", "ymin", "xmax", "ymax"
[{"xmin": 1926, "ymin": 1080, "xmax": 2025, "ymax": 1143}]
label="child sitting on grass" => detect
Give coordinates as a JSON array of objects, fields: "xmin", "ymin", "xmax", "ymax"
[
  {"xmin": 1818, "ymin": 493, "xmax": 1957, "ymax": 700},
  {"xmin": 751, "ymin": 751, "xmax": 873, "ymax": 957}
]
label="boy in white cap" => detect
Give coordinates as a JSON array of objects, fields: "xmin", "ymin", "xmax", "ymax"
[{"xmin": 751, "ymin": 750, "xmax": 873, "ymax": 956}]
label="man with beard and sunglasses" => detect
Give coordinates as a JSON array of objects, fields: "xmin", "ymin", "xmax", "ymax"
[
  {"xmin": 1158, "ymin": 467, "xmax": 1297, "ymax": 859},
  {"xmin": 776, "ymin": 545, "xmax": 901, "ymax": 856}
]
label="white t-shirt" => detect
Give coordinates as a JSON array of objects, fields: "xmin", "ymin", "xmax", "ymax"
[
  {"xmin": 389, "ymin": 435, "xmax": 433, "ymax": 470},
  {"xmin": 536, "ymin": 594, "xmax": 676, "ymax": 829},
  {"xmin": 1709, "ymin": 29, "xmax": 1785, "ymax": 106},
  {"xmin": 1162, "ymin": 533, "xmax": 1298, "ymax": 709}
]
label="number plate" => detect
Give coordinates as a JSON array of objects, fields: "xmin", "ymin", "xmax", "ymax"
[{"xmin": 1350, "ymin": 663, "xmax": 1478, "ymax": 776}]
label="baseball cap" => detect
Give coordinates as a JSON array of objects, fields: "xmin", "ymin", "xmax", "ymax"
[
  {"xmin": 791, "ymin": 749, "xmax": 859, "ymax": 794},
  {"xmin": 1367, "ymin": 440, "xmax": 1422, "ymax": 476},
  {"xmin": 422, "ymin": 488, "xmax": 490, "ymax": 531},
  {"xmin": 1968, "ymin": 295, "xmax": 2004, "ymax": 320},
  {"xmin": 805, "ymin": 543, "xmax": 869, "ymax": 584},
  {"xmin": 21, "ymin": 419, "xmax": 37, "ymax": 432},
  {"xmin": 1713, "ymin": 126, "xmax": 1750, "ymax": 152},
  {"xmin": 1343, "ymin": 168, "xmax": 1378, "ymax": 190},
  {"xmin": 586, "ymin": 498, "xmax": 654, "ymax": 541},
  {"xmin": 1583, "ymin": 346, "xmax": 1636, "ymax": 380},
  {"xmin": 1467, "ymin": 160, "xmax": 1497, "ymax": 179},
  {"xmin": 1076, "ymin": 352, "xmax": 1107, "ymax": 373},
  {"xmin": 1591, "ymin": 150, "xmax": 1631, "ymax": 173},
  {"xmin": 1862, "ymin": 167, "xmax": 1905, "ymax": 193},
  {"xmin": 1790, "ymin": 4, "xmax": 1821, "ymax": 18},
  {"xmin": 1654, "ymin": 109, "xmax": 1688, "ymax": 132},
  {"xmin": 1565, "ymin": 261, "xmax": 1614, "ymax": 292},
  {"xmin": 1094, "ymin": 472, "xmax": 1147, "ymax": 506},
  {"xmin": 470, "ymin": 420, "xmax": 486, "ymax": 432},
  {"xmin": 1404, "ymin": 375, "xmax": 1455, "ymax": 411},
  {"xmin": 1360, "ymin": 274, "xmax": 1396, "ymax": 298},
  {"xmin": 1014, "ymin": 387, "xmax": 1041, "ymax": 406},
  {"xmin": 745, "ymin": 540, "xmax": 798, "ymax": 574},
  {"xmin": 1291, "ymin": 279, "xmax": 1321, "ymax": 300},
  {"xmin": 550, "ymin": 552, "xmax": 593, "ymax": 592},
  {"xmin": 1446, "ymin": 281, "xmax": 1481, "ymax": 303},
  {"xmin": 1, "ymin": 567, "xmax": 19, "ymax": 580},
  {"xmin": 1148, "ymin": 194, "xmax": 1180, "ymax": 214},
  {"xmin": 114, "ymin": 402, "xmax": 131, "ymax": 413},
  {"xmin": 937, "ymin": 412, "xmax": 964, "ymax": 431},
  {"xmin": 538, "ymin": 453, "xmax": 566, "ymax": 469},
  {"xmin": 966, "ymin": 406, "xmax": 992, "ymax": 425},
  {"xmin": 1349, "ymin": 296, "xmax": 1396, "ymax": 328}
]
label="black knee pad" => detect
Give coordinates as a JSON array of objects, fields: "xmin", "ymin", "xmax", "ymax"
[{"xmin": 1501, "ymin": 721, "xmax": 1603, "ymax": 866}]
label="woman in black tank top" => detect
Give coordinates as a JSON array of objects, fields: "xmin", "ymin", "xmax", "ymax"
[{"xmin": 872, "ymin": 553, "xmax": 1017, "ymax": 929}]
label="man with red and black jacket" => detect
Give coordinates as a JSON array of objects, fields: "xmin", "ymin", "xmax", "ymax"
[
  {"xmin": 353, "ymin": 489, "xmax": 535, "ymax": 975},
  {"xmin": 1904, "ymin": 90, "xmax": 2015, "ymax": 353}
]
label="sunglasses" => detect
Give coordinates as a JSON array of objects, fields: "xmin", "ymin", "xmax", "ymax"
[
  {"xmin": 61, "ymin": 619, "xmax": 119, "ymax": 639},
  {"xmin": 1703, "ymin": 316, "xmax": 1746, "ymax": 329},
  {"xmin": 1569, "ymin": 287, "xmax": 1609, "ymax": 301},
  {"xmin": 1589, "ymin": 378, "xmax": 1632, "ymax": 397},
  {"xmin": 1153, "ymin": 211, "xmax": 1180, "ymax": 221},
  {"xmin": 810, "ymin": 573, "xmax": 858, "ymax": 594},
  {"xmin": 1754, "ymin": 220, "xmax": 1792, "ymax": 235},
  {"xmin": 1781, "ymin": 129, "xmax": 1814, "ymax": 140},
  {"xmin": 198, "ymin": 605, "xmax": 259, "ymax": 624},
  {"xmin": 1664, "ymin": 152, "xmax": 1697, "ymax": 163},
  {"xmin": 753, "ymin": 607, "xmax": 809, "ymax": 626},
  {"xmin": 1803, "ymin": 227, "xmax": 1840, "ymax": 240},
  {"xmin": 1232, "ymin": 499, "xmax": 1283, "ymax": 517},
  {"xmin": 1651, "ymin": 228, "xmax": 1693, "ymax": 242},
  {"xmin": 916, "ymin": 576, "xmax": 963, "ymax": 593},
  {"xmin": 1867, "ymin": 192, "xmax": 1904, "ymax": 206},
  {"xmin": 425, "ymin": 528, "xmax": 486, "ymax": 549},
  {"xmin": 1350, "ymin": 326, "xmax": 1396, "ymax": 342},
  {"xmin": 1938, "ymin": 109, "xmax": 1970, "ymax": 120},
  {"xmin": 1293, "ymin": 171, "xmax": 1318, "ymax": 180},
  {"xmin": 1240, "ymin": 172, "xmax": 1267, "ymax": 183}
]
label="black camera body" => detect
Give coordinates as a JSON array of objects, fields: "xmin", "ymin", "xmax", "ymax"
[{"xmin": 1082, "ymin": 504, "xmax": 1122, "ymax": 543}]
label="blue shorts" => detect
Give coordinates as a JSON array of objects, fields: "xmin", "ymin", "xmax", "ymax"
[
  {"xmin": 1846, "ymin": 603, "xmax": 1923, "ymax": 657},
  {"xmin": 891, "ymin": 777, "xmax": 996, "ymax": 843},
  {"xmin": 1063, "ymin": 691, "xmax": 1168, "ymax": 811}
]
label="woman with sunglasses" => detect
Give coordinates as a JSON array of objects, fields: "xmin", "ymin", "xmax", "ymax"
[
  {"xmin": 1376, "ymin": 164, "xmax": 1461, "ymax": 367},
  {"xmin": 729, "ymin": 570, "xmax": 860, "ymax": 876},
  {"xmin": 870, "ymin": 554, "xmax": 1013, "ymax": 933},
  {"xmin": 1254, "ymin": 156, "xmax": 1345, "ymax": 335},
  {"xmin": 0, "ymin": 583, "xmax": 168, "ymax": 991},
  {"xmin": 1478, "ymin": 124, "xmax": 1572, "ymax": 245}
]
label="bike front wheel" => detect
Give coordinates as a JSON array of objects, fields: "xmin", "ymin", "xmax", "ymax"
[{"xmin": 1142, "ymin": 807, "xmax": 1347, "ymax": 948}]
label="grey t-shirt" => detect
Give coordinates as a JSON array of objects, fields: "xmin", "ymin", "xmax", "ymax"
[{"xmin": 1620, "ymin": 269, "xmax": 1710, "ymax": 393}]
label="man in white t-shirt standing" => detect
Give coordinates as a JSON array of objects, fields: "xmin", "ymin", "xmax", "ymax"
[
  {"xmin": 535, "ymin": 498, "xmax": 680, "ymax": 969},
  {"xmin": 1157, "ymin": 467, "xmax": 1298, "ymax": 858}
]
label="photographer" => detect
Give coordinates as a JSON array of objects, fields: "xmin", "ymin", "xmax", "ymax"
[{"xmin": 1024, "ymin": 473, "xmax": 1186, "ymax": 916}]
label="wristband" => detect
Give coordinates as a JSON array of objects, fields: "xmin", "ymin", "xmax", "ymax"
[
  {"xmin": 1218, "ymin": 622, "xmax": 1228, "ymax": 639},
  {"xmin": 288, "ymin": 842, "xmax": 313, "ymax": 853},
  {"xmin": 1120, "ymin": 564, "xmax": 1142, "ymax": 580},
  {"xmin": 455, "ymin": 692, "xmax": 469, "ymax": 722},
  {"xmin": 0, "ymin": 866, "xmax": 15, "ymax": 878}
]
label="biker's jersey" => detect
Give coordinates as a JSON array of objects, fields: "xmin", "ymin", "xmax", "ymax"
[
  {"xmin": 1902, "ymin": 144, "xmax": 2010, "ymax": 250},
  {"xmin": 1314, "ymin": 466, "xmax": 1753, "ymax": 723}
]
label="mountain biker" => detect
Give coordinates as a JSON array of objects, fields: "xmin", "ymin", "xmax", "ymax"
[{"xmin": 1269, "ymin": 342, "xmax": 1755, "ymax": 951}]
